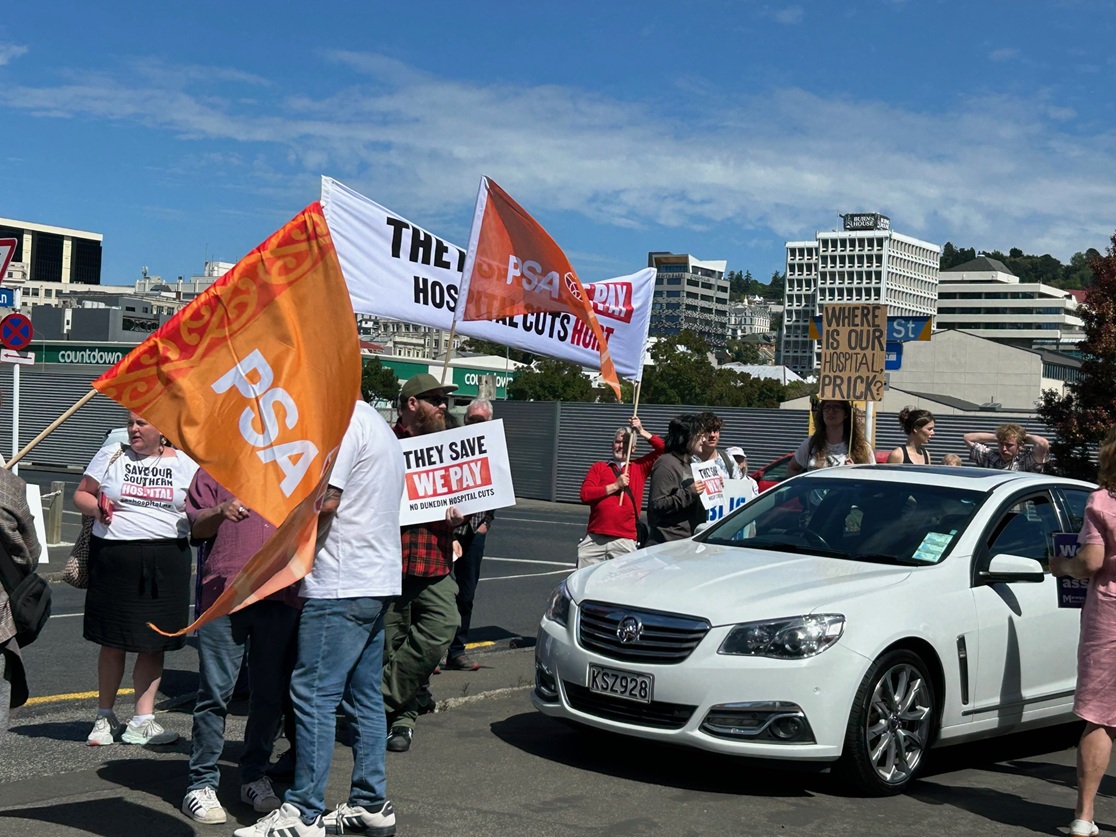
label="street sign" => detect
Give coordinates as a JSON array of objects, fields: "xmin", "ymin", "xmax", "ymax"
[
  {"xmin": 0, "ymin": 312, "xmax": 33, "ymax": 351},
  {"xmin": 887, "ymin": 316, "xmax": 932, "ymax": 342},
  {"xmin": 0, "ymin": 237, "xmax": 16, "ymax": 283},
  {"xmin": 0, "ymin": 349, "xmax": 33, "ymax": 366},
  {"xmin": 810, "ymin": 314, "xmax": 932, "ymax": 343},
  {"xmin": 885, "ymin": 341, "xmax": 903, "ymax": 371},
  {"xmin": 0, "ymin": 288, "xmax": 15, "ymax": 308}
]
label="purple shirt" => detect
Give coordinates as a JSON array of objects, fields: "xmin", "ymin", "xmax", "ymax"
[{"xmin": 185, "ymin": 469, "xmax": 300, "ymax": 612}]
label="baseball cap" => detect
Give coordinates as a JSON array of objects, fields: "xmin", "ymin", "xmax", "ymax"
[
  {"xmin": 399, "ymin": 373, "xmax": 458, "ymax": 401},
  {"xmin": 725, "ymin": 446, "xmax": 747, "ymax": 460}
]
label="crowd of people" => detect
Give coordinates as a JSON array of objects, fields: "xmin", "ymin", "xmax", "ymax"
[{"xmin": 0, "ymin": 389, "xmax": 1096, "ymax": 837}]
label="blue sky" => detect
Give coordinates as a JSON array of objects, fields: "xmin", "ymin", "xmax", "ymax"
[{"xmin": 2, "ymin": 1, "xmax": 1114, "ymax": 287}]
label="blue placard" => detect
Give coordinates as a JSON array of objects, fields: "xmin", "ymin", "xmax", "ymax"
[
  {"xmin": 1053, "ymin": 533, "xmax": 1087, "ymax": 608},
  {"xmin": 0, "ymin": 288, "xmax": 15, "ymax": 308},
  {"xmin": 885, "ymin": 342, "xmax": 903, "ymax": 370}
]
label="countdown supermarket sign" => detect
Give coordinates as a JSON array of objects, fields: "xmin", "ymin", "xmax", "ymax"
[{"xmin": 28, "ymin": 343, "xmax": 133, "ymax": 366}]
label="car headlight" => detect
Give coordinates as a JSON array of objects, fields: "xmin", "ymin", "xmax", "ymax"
[
  {"xmin": 544, "ymin": 580, "xmax": 572, "ymax": 627},
  {"xmin": 719, "ymin": 614, "xmax": 845, "ymax": 658}
]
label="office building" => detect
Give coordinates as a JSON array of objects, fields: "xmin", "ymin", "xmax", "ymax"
[
  {"xmin": 781, "ymin": 213, "xmax": 940, "ymax": 377},
  {"xmin": 935, "ymin": 256, "xmax": 1083, "ymax": 352},
  {"xmin": 647, "ymin": 252, "xmax": 730, "ymax": 349},
  {"xmin": 0, "ymin": 217, "xmax": 103, "ymax": 285}
]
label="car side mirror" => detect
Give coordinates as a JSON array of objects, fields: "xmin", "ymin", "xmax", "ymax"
[{"xmin": 979, "ymin": 554, "xmax": 1046, "ymax": 584}]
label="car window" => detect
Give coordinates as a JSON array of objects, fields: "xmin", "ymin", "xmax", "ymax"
[
  {"xmin": 762, "ymin": 455, "xmax": 792, "ymax": 482},
  {"xmin": 700, "ymin": 475, "xmax": 983, "ymax": 566},
  {"xmin": 984, "ymin": 494, "xmax": 1060, "ymax": 569},
  {"xmin": 1060, "ymin": 488, "xmax": 1091, "ymax": 533}
]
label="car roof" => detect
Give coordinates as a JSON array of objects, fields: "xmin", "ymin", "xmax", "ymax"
[{"xmin": 801, "ymin": 463, "xmax": 1097, "ymax": 492}]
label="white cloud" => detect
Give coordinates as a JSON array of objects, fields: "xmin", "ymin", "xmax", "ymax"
[
  {"xmin": 6, "ymin": 53, "xmax": 1114, "ymax": 262},
  {"xmin": 989, "ymin": 48, "xmax": 1019, "ymax": 62},
  {"xmin": 773, "ymin": 5, "xmax": 805, "ymax": 24},
  {"xmin": 0, "ymin": 43, "xmax": 27, "ymax": 65}
]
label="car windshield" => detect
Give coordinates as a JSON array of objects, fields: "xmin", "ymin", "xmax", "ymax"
[{"xmin": 698, "ymin": 475, "xmax": 985, "ymax": 566}]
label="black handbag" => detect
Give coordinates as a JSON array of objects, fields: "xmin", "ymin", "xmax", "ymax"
[{"xmin": 0, "ymin": 540, "xmax": 51, "ymax": 648}]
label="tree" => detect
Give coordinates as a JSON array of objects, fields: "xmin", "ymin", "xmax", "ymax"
[
  {"xmin": 508, "ymin": 359, "xmax": 596, "ymax": 402},
  {"xmin": 724, "ymin": 338, "xmax": 764, "ymax": 365},
  {"xmin": 361, "ymin": 358, "xmax": 399, "ymax": 404},
  {"xmin": 1037, "ymin": 231, "xmax": 1116, "ymax": 479}
]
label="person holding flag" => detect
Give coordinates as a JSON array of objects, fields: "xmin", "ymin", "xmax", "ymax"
[{"xmin": 577, "ymin": 417, "xmax": 664, "ymax": 567}]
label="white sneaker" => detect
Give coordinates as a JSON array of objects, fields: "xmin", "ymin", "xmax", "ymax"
[
  {"xmin": 182, "ymin": 787, "xmax": 227, "ymax": 824},
  {"xmin": 233, "ymin": 802, "xmax": 324, "ymax": 837},
  {"xmin": 241, "ymin": 776, "xmax": 282, "ymax": 813},
  {"xmin": 121, "ymin": 717, "xmax": 179, "ymax": 745},
  {"xmin": 86, "ymin": 712, "xmax": 121, "ymax": 746},
  {"xmin": 323, "ymin": 801, "xmax": 396, "ymax": 835}
]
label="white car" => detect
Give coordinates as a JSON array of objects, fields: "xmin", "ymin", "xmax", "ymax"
[{"xmin": 533, "ymin": 465, "xmax": 1095, "ymax": 795}]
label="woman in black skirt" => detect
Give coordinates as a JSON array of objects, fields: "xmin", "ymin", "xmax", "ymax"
[{"xmin": 74, "ymin": 411, "xmax": 198, "ymax": 746}]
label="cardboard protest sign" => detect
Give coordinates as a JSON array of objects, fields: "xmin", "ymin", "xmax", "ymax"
[
  {"xmin": 320, "ymin": 177, "xmax": 655, "ymax": 380},
  {"xmin": 398, "ymin": 419, "xmax": 515, "ymax": 526},
  {"xmin": 818, "ymin": 303, "xmax": 887, "ymax": 402},
  {"xmin": 1053, "ymin": 533, "xmax": 1087, "ymax": 608}
]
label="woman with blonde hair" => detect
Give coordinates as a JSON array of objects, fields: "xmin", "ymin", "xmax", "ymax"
[
  {"xmin": 787, "ymin": 399, "xmax": 874, "ymax": 477},
  {"xmin": 886, "ymin": 407, "xmax": 935, "ymax": 465},
  {"xmin": 1051, "ymin": 427, "xmax": 1116, "ymax": 837}
]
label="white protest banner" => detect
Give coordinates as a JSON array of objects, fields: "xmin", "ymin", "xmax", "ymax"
[
  {"xmin": 398, "ymin": 418, "xmax": 516, "ymax": 526},
  {"xmin": 692, "ymin": 461, "xmax": 725, "ymax": 512},
  {"xmin": 320, "ymin": 176, "xmax": 655, "ymax": 380}
]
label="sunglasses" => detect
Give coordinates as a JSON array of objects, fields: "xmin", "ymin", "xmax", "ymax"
[{"xmin": 417, "ymin": 393, "xmax": 448, "ymax": 407}]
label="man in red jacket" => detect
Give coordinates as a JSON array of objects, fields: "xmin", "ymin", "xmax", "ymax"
[{"xmin": 577, "ymin": 417, "xmax": 665, "ymax": 569}]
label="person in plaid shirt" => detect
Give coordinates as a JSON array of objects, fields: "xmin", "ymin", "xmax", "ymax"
[
  {"xmin": 382, "ymin": 374, "xmax": 465, "ymax": 753},
  {"xmin": 963, "ymin": 424, "xmax": 1050, "ymax": 472}
]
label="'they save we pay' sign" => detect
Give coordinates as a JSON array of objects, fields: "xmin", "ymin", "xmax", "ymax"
[{"xmin": 397, "ymin": 419, "xmax": 516, "ymax": 525}]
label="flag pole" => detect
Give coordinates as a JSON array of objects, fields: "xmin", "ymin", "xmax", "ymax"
[
  {"xmin": 617, "ymin": 378, "xmax": 643, "ymax": 505},
  {"xmin": 439, "ymin": 321, "xmax": 458, "ymax": 386},
  {"xmin": 5, "ymin": 389, "xmax": 98, "ymax": 470}
]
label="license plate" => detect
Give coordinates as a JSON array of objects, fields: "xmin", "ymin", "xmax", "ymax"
[{"xmin": 587, "ymin": 664, "xmax": 653, "ymax": 704}]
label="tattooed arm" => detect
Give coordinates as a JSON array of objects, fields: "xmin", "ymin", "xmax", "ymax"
[{"xmin": 316, "ymin": 485, "xmax": 344, "ymax": 545}]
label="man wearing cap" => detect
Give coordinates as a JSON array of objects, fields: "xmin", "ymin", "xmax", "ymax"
[
  {"xmin": 726, "ymin": 447, "xmax": 760, "ymax": 501},
  {"xmin": 382, "ymin": 374, "xmax": 464, "ymax": 753}
]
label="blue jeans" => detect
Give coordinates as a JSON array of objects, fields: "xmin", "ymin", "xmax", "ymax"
[
  {"xmin": 285, "ymin": 596, "xmax": 389, "ymax": 821},
  {"xmin": 449, "ymin": 530, "xmax": 486, "ymax": 659},
  {"xmin": 187, "ymin": 601, "xmax": 298, "ymax": 790}
]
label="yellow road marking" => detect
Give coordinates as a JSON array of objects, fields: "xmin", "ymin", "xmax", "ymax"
[
  {"xmin": 25, "ymin": 688, "xmax": 135, "ymax": 707},
  {"xmin": 465, "ymin": 641, "xmax": 495, "ymax": 649}
]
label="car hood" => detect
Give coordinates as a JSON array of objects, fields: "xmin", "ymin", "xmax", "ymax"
[{"xmin": 568, "ymin": 539, "xmax": 912, "ymax": 627}]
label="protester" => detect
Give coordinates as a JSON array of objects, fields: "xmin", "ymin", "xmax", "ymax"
[
  {"xmin": 646, "ymin": 415, "xmax": 707, "ymax": 545},
  {"xmin": 235, "ymin": 400, "xmax": 404, "ymax": 837},
  {"xmin": 725, "ymin": 447, "xmax": 760, "ymax": 501},
  {"xmin": 180, "ymin": 470, "xmax": 299, "ymax": 824},
  {"xmin": 693, "ymin": 412, "xmax": 743, "ymax": 480},
  {"xmin": 941, "ymin": 453, "xmax": 963, "ymax": 466},
  {"xmin": 963, "ymin": 424, "xmax": 1049, "ymax": 471},
  {"xmin": 0, "ymin": 448, "xmax": 43, "ymax": 738},
  {"xmin": 74, "ymin": 411, "xmax": 198, "ymax": 747},
  {"xmin": 787, "ymin": 399, "xmax": 875, "ymax": 476},
  {"xmin": 1050, "ymin": 427, "xmax": 1116, "ymax": 837},
  {"xmin": 886, "ymin": 407, "xmax": 935, "ymax": 465},
  {"xmin": 445, "ymin": 398, "xmax": 496, "ymax": 672},
  {"xmin": 383, "ymin": 374, "xmax": 464, "ymax": 753},
  {"xmin": 578, "ymin": 416, "xmax": 665, "ymax": 567}
]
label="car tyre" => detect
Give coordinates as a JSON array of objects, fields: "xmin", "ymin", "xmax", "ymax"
[{"xmin": 838, "ymin": 649, "xmax": 936, "ymax": 796}]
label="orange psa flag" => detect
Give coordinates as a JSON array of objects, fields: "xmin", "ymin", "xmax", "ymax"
[
  {"xmin": 457, "ymin": 177, "xmax": 622, "ymax": 400},
  {"xmin": 92, "ymin": 202, "xmax": 361, "ymax": 633}
]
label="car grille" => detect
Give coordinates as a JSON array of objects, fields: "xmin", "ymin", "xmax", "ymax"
[
  {"xmin": 563, "ymin": 682, "xmax": 696, "ymax": 729},
  {"xmin": 577, "ymin": 601, "xmax": 710, "ymax": 664}
]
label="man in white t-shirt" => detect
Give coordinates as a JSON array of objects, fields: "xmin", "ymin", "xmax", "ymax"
[{"xmin": 235, "ymin": 401, "xmax": 403, "ymax": 837}]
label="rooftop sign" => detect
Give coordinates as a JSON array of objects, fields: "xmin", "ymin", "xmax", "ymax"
[{"xmin": 842, "ymin": 213, "xmax": 891, "ymax": 232}]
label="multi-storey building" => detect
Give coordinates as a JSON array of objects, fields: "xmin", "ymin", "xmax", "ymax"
[
  {"xmin": 357, "ymin": 316, "xmax": 460, "ymax": 360},
  {"xmin": 647, "ymin": 252, "xmax": 730, "ymax": 349},
  {"xmin": 727, "ymin": 297, "xmax": 772, "ymax": 340},
  {"xmin": 935, "ymin": 256, "xmax": 1083, "ymax": 352},
  {"xmin": 0, "ymin": 217, "xmax": 103, "ymax": 284},
  {"xmin": 781, "ymin": 214, "xmax": 940, "ymax": 377}
]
